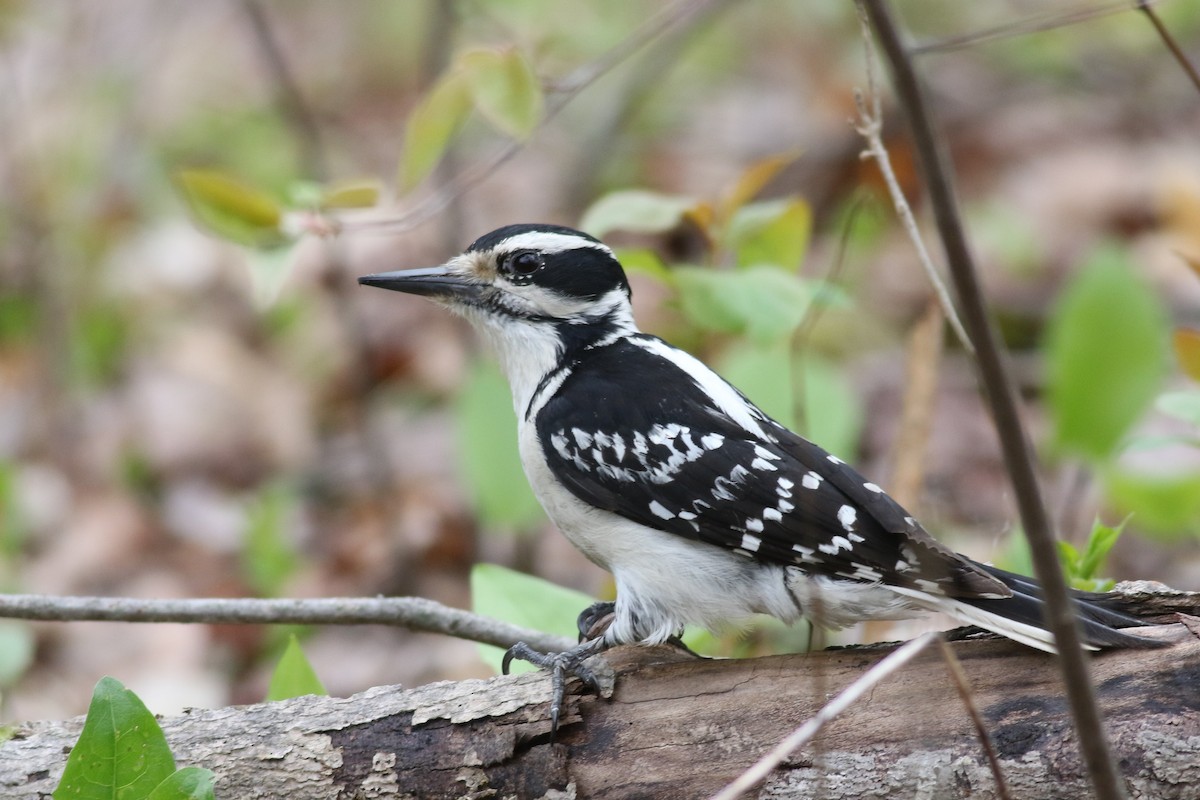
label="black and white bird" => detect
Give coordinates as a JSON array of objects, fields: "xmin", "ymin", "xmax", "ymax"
[{"xmin": 360, "ymin": 223, "xmax": 1156, "ymax": 726}]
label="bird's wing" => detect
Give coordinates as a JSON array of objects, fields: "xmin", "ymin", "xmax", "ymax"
[{"xmin": 534, "ymin": 337, "xmax": 1008, "ymax": 599}]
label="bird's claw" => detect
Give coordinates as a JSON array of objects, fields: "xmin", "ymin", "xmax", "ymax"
[
  {"xmin": 575, "ymin": 600, "xmax": 616, "ymax": 642},
  {"xmin": 502, "ymin": 637, "xmax": 607, "ymax": 741}
]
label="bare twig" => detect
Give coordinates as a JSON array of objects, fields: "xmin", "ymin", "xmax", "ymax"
[
  {"xmin": 937, "ymin": 638, "xmax": 1013, "ymax": 800},
  {"xmin": 1138, "ymin": 0, "xmax": 1200, "ymax": 94},
  {"xmin": 852, "ymin": 7, "xmax": 972, "ymax": 354},
  {"xmin": 564, "ymin": 0, "xmax": 737, "ymax": 212},
  {"xmin": 911, "ymin": 0, "xmax": 1158, "ymax": 56},
  {"xmin": 860, "ymin": 3, "xmax": 1128, "ymax": 800},
  {"xmin": 0, "ymin": 594, "xmax": 573, "ymax": 654},
  {"xmin": 708, "ymin": 632, "xmax": 939, "ymax": 800},
  {"xmin": 888, "ymin": 297, "xmax": 945, "ymax": 511},
  {"xmin": 347, "ymin": 0, "xmax": 728, "ymax": 236},
  {"xmin": 239, "ymin": 0, "xmax": 329, "ymax": 180}
]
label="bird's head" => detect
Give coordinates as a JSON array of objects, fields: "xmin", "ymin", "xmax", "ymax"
[
  {"xmin": 359, "ymin": 223, "xmax": 634, "ymax": 330},
  {"xmin": 360, "ymin": 224, "xmax": 639, "ymax": 405}
]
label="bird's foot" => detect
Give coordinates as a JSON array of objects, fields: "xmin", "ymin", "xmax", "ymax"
[
  {"xmin": 575, "ymin": 600, "xmax": 616, "ymax": 642},
  {"xmin": 577, "ymin": 600, "xmax": 700, "ymax": 658},
  {"xmin": 502, "ymin": 636, "xmax": 609, "ymax": 741}
]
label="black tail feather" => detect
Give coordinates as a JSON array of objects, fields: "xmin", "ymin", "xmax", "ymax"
[{"xmin": 965, "ymin": 564, "xmax": 1166, "ymax": 650}]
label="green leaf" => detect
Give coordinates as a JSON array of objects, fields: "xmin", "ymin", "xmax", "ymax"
[
  {"xmin": 147, "ymin": 767, "xmax": 217, "ymax": 800},
  {"xmin": 674, "ymin": 266, "xmax": 815, "ymax": 344},
  {"xmin": 0, "ymin": 621, "xmax": 34, "ymax": 686},
  {"xmin": 1056, "ymin": 540, "xmax": 1080, "ymax": 574},
  {"xmin": 460, "ymin": 48, "xmax": 543, "ymax": 140},
  {"xmin": 1104, "ymin": 470, "xmax": 1200, "ymax": 539},
  {"xmin": 1156, "ymin": 390, "xmax": 1200, "ymax": 427},
  {"xmin": 1122, "ymin": 433, "xmax": 1200, "ymax": 452},
  {"xmin": 455, "ymin": 360, "xmax": 544, "ymax": 530},
  {"xmin": 1044, "ymin": 246, "xmax": 1168, "ymax": 461},
  {"xmin": 470, "ymin": 563, "xmax": 594, "ymax": 674},
  {"xmin": 727, "ymin": 198, "xmax": 811, "ymax": 271},
  {"xmin": 1077, "ymin": 518, "xmax": 1124, "ymax": 582},
  {"xmin": 54, "ymin": 677, "xmax": 176, "ymax": 800},
  {"xmin": 799, "ymin": 355, "xmax": 863, "ymax": 460},
  {"xmin": 0, "ymin": 461, "xmax": 29, "ymax": 562},
  {"xmin": 266, "ymin": 634, "xmax": 327, "ymax": 701},
  {"xmin": 613, "ymin": 247, "xmax": 672, "ymax": 284},
  {"xmin": 322, "ymin": 179, "xmax": 383, "ymax": 210},
  {"xmin": 70, "ymin": 303, "xmax": 130, "ymax": 387},
  {"xmin": 176, "ymin": 169, "xmax": 284, "ymax": 247},
  {"xmin": 996, "ymin": 530, "xmax": 1035, "ymax": 577},
  {"xmin": 245, "ymin": 246, "xmax": 297, "ymax": 308},
  {"xmin": 717, "ymin": 339, "xmax": 796, "ymax": 429},
  {"xmin": 242, "ymin": 483, "xmax": 300, "ymax": 597},
  {"xmin": 718, "ymin": 152, "xmax": 801, "ymax": 223},
  {"xmin": 580, "ymin": 190, "xmax": 696, "ymax": 238},
  {"xmin": 398, "ymin": 71, "xmax": 473, "ymax": 191}
]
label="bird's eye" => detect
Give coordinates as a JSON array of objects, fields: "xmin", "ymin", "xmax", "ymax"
[{"xmin": 507, "ymin": 251, "xmax": 542, "ymax": 276}]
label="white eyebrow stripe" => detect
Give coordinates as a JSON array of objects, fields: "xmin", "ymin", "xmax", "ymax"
[{"xmin": 494, "ymin": 231, "xmax": 614, "ymax": 256}]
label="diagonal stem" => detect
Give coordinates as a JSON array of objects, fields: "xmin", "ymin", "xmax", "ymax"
[{"xmin": 859, "ymin": 3, "xmax": 1127, "ymax": 800}]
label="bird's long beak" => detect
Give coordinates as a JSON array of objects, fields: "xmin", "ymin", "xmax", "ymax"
[{"xmin": 357, "ymin": 266, "xmax": 483, "ymax": 302}]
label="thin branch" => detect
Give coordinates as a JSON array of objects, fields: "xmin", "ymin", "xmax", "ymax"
[
  {"xmin": 346, "ymin": 0, "xmax": 729, "ymax": 236},
  {"xmin": 937, "ymin": 638, "xmax": 1013, "ymax": 800},
  {"xmin": 239, "ymin": 0, "xmax": 329, "ymax": 180},
  {"xmin": 859, "ymin": 4, "xmax": 1128, "ymax": 800},
  {"xmin": 1138, "ymin": 0, "xmax": 1200, "ymax": 94},
  {"xmin": 0, "ymin": 594, "xmax": 573, "ymax": 654},
  {"xmin": 707, "ymin": 632, "xmax": 939, "ymax": 800},
  {"xmin": 888, "ymin": 297, "xmax": 945, "ymax": 511},
  {"xmin": 563, "ymin": 0, "xmax": 735, "ymax": 213},
  {"xmin": 852, "ymin": 7, "xmax": 972, "ymax": 354},
  {"xmin": 910, "ymin": 0, "xmax": 1159, "ymax": 56}
]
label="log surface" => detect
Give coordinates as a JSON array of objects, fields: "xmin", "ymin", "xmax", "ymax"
[{"xmin": 2, "ymin": 602, "xmax": 1198, "ymax": 799}]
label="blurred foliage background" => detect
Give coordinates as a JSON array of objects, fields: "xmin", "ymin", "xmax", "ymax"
[{"xmin": 1, "ymin": 0, "xmax": 1199, "ymax": 722}]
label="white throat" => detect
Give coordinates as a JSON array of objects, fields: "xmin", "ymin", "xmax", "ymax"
[{"xmin": 465, "ymin": 288, "xmax": 639, "ymax": 420}]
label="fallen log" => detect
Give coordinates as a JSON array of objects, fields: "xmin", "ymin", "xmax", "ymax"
[{"xmin": 2, "ymin": 597, "xmax": 1197, "ymax": 799}]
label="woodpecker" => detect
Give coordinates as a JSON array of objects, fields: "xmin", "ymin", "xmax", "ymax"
[{"xmin": 360, "ymin": 223, "xmax": 1157, "ymax": 731}]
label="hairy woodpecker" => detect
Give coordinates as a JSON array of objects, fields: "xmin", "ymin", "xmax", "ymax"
[{"xmin": 360, "ymin": 223, "xmax": 1156, "ymax": 730}]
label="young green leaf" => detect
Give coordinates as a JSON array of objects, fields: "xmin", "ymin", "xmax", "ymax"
[
  {"xmin": 1056, "ymin": 540, "xmax": 1081, "ymax": 576},
  {"xmin": 1044, "ymin": 246, "xmax": 1168, "ymax": 461},
  {"xmin": 613, "ymin": 247, "xmax": 672, "ymax": 284},
  {"xmin": 727, "ymin": 198, "xmax": 811, "ymax": 271},
  {"xmin": 674, "ymin": 266, "xmax": 815, "ymax": 343},
  {"xmin": 1156, "ymin": 390, "xmax": 1200, "ymax": 427},
  {"xmin": 0, "ymin": 622, "xmax": 34, "ymax": 686},
  {"xmin": 54, "ymin": 677, "xmax": 177, "ymax": 800},
  {"xmin": 470, "ymin": 563, "xmax": 595, "ymax": 674},
  {"xmin": 718, "ymin": 152, "xmax": 801, "ymax": 224},
  {"xmin": 146, "ymin": 767, "xmax": 217, "ymax": 800},
  {"xmin": 460, "ymin": 48, "xmax": 543, "ymax": 140},
  {"xmin": 322, "ymin": 179, "xmax": 383, "ymax": 210},
  {"xmin": 717, "ymin": 339, "xmax": 795, "ymax": 429},
  {"xmin": 176, "ymin": 169, "xmax": 284, "ymax": 248},
  {"xmin": 242, "ymin": 483, "xmax": 300, "ymax": 597},
  {"xmin": 398, "ymin": 71, "xmax": 472, "ymax": 191},
  {"xmin": 799, "ymin": 355, "xmax": 863, "ymax": 461},
  {"xmin": 455, "ymin": 360, "xmax": 544, "ymax": 530},
  {"xmin": 266, "ymin": 634, "xmax": 328, "ymax": 701},
  {"xmin": 1077, "ymin": 518, "xmax": 1124, "ymax": 584},
  {"xmin": 580, "ymin": 190, "xmax": 696, "ymax": 238},
  {"xmin": 245, "ymin": 246, "xmax": 297, "ymax": 309},
  {"xmin": 1103, "ymin": 470, "xmax": 1200, "ymax": 538}
]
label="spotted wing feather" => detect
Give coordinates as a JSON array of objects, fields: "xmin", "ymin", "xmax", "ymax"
[{"xmin": 534, "ymin": 337, "xmax": 1006, "ymax": 599}]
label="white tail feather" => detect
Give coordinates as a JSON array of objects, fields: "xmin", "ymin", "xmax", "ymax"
[{"xmin": 888, "ymin": 586, "xmax": 1100, "ymax": 654}]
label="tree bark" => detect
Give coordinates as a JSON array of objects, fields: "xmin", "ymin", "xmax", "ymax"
[{"xmin": 2, "ymin": 596, "xmax": 1197, "ymax": 800}]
